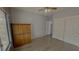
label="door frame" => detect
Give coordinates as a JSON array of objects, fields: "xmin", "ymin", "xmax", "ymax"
[{"xmin": 0, "ymin": 8, "xmax": 11, "ymax": 51}]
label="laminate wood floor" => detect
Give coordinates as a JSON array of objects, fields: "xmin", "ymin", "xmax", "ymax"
[{"xmin": 14, "ymin": 36, "xmax": 79, "ymax": 51}]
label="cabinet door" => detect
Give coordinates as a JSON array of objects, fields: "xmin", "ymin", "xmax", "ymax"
[
  {"xmin": 24, "ymin": 32, "xmax": 31, "ymax": 44},
  {"xmin": 0, "ymin": 9, "xmax": 9, "ymax": 51},
  {"xmin": 12, "ymin": 24, "xmax": 24, "ymax": 47},
  {"xmin": 64, "ymin": 17, "xmax": 79, "ymax": 46},
  {"xmin": 11, "ymin": 24, "xmax": 31, "ymax": 48},
  {"xmin": 13, "ymin": 34, "xmax": 25, "ymax": 47}
]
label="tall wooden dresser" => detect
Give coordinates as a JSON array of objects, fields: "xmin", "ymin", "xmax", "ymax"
[{"xmin": 11, "ymin": 24, "xmax": 32, "ymax": 48}]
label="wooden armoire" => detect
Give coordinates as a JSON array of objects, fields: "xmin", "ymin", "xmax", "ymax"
[{"xmin": 11, "ymin": 24, "xmax": 32, "ymax": 48}]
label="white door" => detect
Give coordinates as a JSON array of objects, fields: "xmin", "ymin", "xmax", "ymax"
[
  {"xmin": 0, "ymin": 9, "xmax": 9, "ymax": 50},
  {"xmin": 46, "ymin": 21, "xmax": 53, "ymax": 35},
  {"xmin": 64, "ymin": 17, "xmax": 79, "ymax": 46}
]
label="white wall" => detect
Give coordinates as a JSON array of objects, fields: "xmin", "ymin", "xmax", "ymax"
[
  {"xmin": 53, "ymin": 15, "xmax": 79, "ymax": 47},
  {"xmin": 53, "ymin": 18, "xmax": 65, "ymax": 41},
  {"xmin": 10, "ymin": 8, "xmax": 47, "ymax": 39}
]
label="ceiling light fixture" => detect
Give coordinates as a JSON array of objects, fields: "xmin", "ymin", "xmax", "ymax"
[{"xmin": 39, "ymin": 7, "xmax": 58, "ymax": 13}]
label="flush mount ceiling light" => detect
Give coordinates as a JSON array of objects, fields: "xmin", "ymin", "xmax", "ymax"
[{"xmin": 39, "ymin": 7, "xmax": 58, "ymax": 13}]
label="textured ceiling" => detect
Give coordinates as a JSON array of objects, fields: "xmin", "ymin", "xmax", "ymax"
[{"xmin": 11, "ymin": 7, "xmax": 79, "ymax": 17}]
